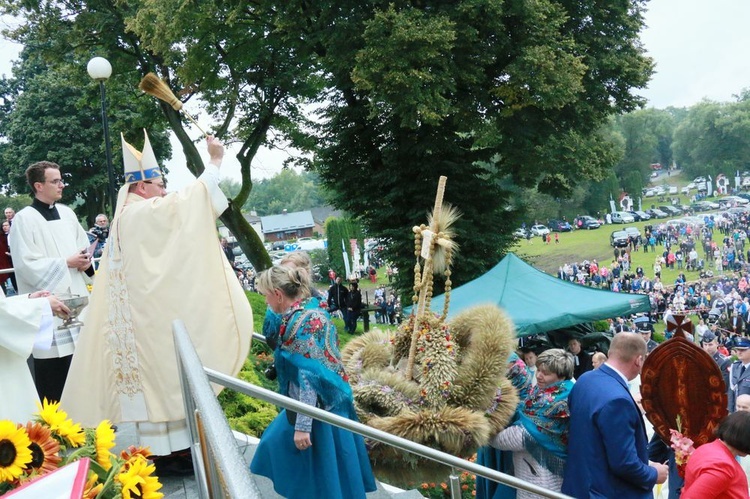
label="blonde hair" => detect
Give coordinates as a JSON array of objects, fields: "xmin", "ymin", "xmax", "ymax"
[
  {"xmin": 537, "ymin": 348, "xmax": 575, "ymax": 380},
  {"xmin": 280, "ymin": 251, "xmax": 313, "ymax": 272},
  {"xmin": 256, "ymin": 265, "xmax": 311, "ymax": 300},
  {"xmin": 280, "ymin": 252, "xmax": 314, "ymax": 289}
]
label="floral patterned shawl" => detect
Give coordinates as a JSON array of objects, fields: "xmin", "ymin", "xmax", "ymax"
[
  {"xmin": 515, "ymin": 379, "xmax": 573, "ymax": 476},
  {"xmin": 275, "ymin": 296, "xmax": 354, "ymax": 416}
]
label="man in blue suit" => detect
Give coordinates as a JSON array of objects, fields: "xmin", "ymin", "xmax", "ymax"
[{"xmin": 562, "ymin": 332, "xmax": 668, "ymax": 498}]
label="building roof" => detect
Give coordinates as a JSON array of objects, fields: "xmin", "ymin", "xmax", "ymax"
[
  {"xmin": 260, "ymin": 210, "xmax": 315, "ymax": 234},
  {"xmin": 310, "ymin": 206, "xmax": 343, "ymax": 224}
]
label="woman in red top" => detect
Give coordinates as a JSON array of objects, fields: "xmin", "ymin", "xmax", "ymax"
[{"xmin": 682, "ymin": 411, "xmax": 750, "ymax": 499}]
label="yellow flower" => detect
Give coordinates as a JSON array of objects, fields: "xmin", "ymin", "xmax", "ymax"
[
  {"xmin": 117, "ymin": 456, "xmax": 164, "ymax": 499},
  {"xmin": 94, "ymin": 420, "xmax": 116, "ymax": 471},
  {"xmin": 0, "ymin": 420, "xmax": 33, "ymax": 482},
  {"xmin": 120, "ymin": 445, "xmax": 153, "ymax": 463},
  {"xmin": 20, "ymin": 422, "xmax": 61, "ymax": 475},
  {"xmin": 35, "ymin": 399, "xmax": 85, "ymax": 447},
  {"xmin": 82, "ymin": 472, "xmax": 103, "ymax": 499}
]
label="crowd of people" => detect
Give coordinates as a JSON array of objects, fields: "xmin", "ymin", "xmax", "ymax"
[
  {"xmin": 478, "ymin": 322, "xmax": 750, "ymax": 499},
  {"xmin": 5, "ymin": 133, "xmax": 750, "ymax": 498}
]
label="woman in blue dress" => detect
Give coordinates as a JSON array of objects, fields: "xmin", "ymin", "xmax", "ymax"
[{"xmin": 251, "ymin": 265, "xmax": 376, "ymax": 498}]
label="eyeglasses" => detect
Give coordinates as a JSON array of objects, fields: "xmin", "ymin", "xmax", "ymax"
[
  {"xmin": 45, "ymin": 179, "xmax": 65, "ymax": 185},
  {"xmin": 144, "ymin": 180, "xmax": 166, "ymax": 189}
]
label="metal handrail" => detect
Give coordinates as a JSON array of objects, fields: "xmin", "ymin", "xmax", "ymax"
[
  {"xmin": 0, "ymin": 259, "xmax": 101, "ymax": 276},
  {"xmin": 186, "ymin": 328, "xmax": 570, "ymax": 498},
  {"xmin": 173, "ymin": 320, "xmax": 262, "ymax": 499}
]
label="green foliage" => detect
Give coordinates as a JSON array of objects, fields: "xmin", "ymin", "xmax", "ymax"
[
  {"xmin": 315, "ymin": 0, "xmax": 652, "ymax": 295},
  {"xmin": 218, "ymin": 357, "xmax": 278, "ymax": 437},
  {"xmin": 673, "ymin": 99, "xmax": 750, "ymax": 178},
  {"xmin": 242, "ymin": 170, "xmax": 327, "ymax": 216},
  {"xmin": 325, "ymin": 217, "xmax": 364, "ymax": 278},
  {"xmin": 610, "ymin": 108, "xmax": 677, "ymax": 194},
  {"xmin": 308, "ymin": 249, "xmax": 330, "ymax": 278},
  {"xmin": 593, "ymin": 320, "xmax": 611, "ymax": 332},
  {"xmin": 0, "ymin": 17, "xmax": 171, "ymax": 222},
  {"xmin": 246, "ymin": 290, "xmax": 268, "ymax": 338},
  {"xmin": 0, "ymin": 194, "xmax": 31, "ymax": 213},
  {"xmin": 416, "ymin": 469, "xmax": 476, "ymax": 499}
]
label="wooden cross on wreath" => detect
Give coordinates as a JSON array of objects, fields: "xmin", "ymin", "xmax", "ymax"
[{"xmin": 664, "ymin": 313, "xmax": 693, "ymax": 339}]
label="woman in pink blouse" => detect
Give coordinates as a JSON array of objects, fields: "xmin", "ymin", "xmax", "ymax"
[{"xmin": 682, "ymin": 411, "xmax": 750, "ymax": 499}]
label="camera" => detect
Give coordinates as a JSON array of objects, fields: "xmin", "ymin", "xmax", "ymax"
[{"xmin": 264, "ymin": 363, "xmax": 277, "ymax": 381}]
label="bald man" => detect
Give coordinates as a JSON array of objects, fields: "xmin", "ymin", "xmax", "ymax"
[
  {"xmin": 736, "ymin": 394, "xmax": 750, "ymax": 412},
  {"xmin": 563, "ymin": 332, "xmax": 668, "ymax": 498}
]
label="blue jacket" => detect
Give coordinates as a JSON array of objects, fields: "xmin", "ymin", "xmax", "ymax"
[{"xmin": 561, "ymin": 364, "xmax": 657, "ymax": 498}]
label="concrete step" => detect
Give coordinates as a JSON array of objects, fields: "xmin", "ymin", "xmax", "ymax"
[{"xmin": 114, "ymin": 423, "xmax": 422, "ymax": 498}]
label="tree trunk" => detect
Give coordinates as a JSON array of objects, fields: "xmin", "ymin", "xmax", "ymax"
[
  {"xmin": 221, "ymin": 202, "xmax": 271, "ymax": 271},
  {"xmin": 162, "ymin": 103, "xmax": 271, "ymax": 271}
]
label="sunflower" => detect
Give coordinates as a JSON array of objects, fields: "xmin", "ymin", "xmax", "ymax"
[
  {"xmin": 35, "ymin": 399, "xmax": 85, "ymax": 448},
  {"xmin": 20, "ymin": 422, "xmax": 60, "ymax": 475},
  {"xmin": 120, "ymin": 445, "xmax": 153, "ymax": 464},
  {"xmin": 81, "ymin": 472, "xmax": 104, "ymax": 499},
  {"xmin": 94, "ymin": 420, "xmax": 116, "ymax": 471},
  {"xmin": 117, "ymin": 457, "xmax": 164, "ymax": 499},
  {"xmin": 0, "ymin": 421, "xmax": 33, "ymax": 482}
]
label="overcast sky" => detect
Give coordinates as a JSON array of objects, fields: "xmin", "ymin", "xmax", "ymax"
[{"xmin": 2, "ymin": 1, "xmax": 750, "ymax": 187}]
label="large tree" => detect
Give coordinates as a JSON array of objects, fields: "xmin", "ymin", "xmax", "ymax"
[
  {"xmin": 0, "ymin": 36, "xmax": 170, "ymax": 225},
  {"xmin": 307, "ymin": 0, "xmax": 652, "ymax": 290},
  {"xmin": 0, "ymin": 0, "xmax": 308, "ymax": 269},
  {"xmin": 672, "ymin": 98, "xmax": 750, "ymax": 179},
  {"xmin": 1, "ymin": 0, "xmax": 654, "ymax": 287}
]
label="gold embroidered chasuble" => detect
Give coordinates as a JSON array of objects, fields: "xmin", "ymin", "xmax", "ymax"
[{"xmin": 61, "ymin": 166, "xmax": 252, "ymax": 434}]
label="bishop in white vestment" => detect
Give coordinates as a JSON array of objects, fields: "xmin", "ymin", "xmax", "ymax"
[{"xmin": 61, "ymin": 133, "xmax": 252, "ymax": 459}]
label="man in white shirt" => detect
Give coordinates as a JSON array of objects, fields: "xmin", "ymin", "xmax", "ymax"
[{"xmin": 9, "ymin": 161, "xmax": 92, "ymax": 403}]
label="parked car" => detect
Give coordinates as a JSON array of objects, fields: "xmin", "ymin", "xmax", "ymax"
[
  {"xmin": 722, "ymin": 195, "xmax": 749, "ymax": 205},
  {"xmin": 623, "ymin": 227, "xmax": 641, "ymax": 239},
  {"xmin": 629, "ymin": 210, "xmax": 651, "ymax": 221},
  {"xmin": 680, "ymin": 186, "xmax": 691, "ymax": 195},
  {"xmin": 644, "ymin": 189, "xmax": 656, "ymax": 197},
  {"xmin": 548, "ymin": 219, "xmax": 572, "ymax": 232},
  {"xmin": 646, "ymin": 208, "xmax": 668, "ymax": 218},
  {"xmin": 296, "ymin": 237, "xmax": 327, "ymax": 251},
  {"xmin": 690, "ymin": 201, "xmax": 711, "ymax": 212},
  {"xmin": 611, "ymin": 211, "xmax": 635, "ymax": 224},
  {"xmin": 610, "ymin": 230, "xmax": 630, "ymax": 248},
  {"xmin": 271, "ymin": 240, "xmax": 286, "ymax": 251},
  {"xmin": 668, "ymin": 186, "xmax": 678, "ymax": 195},
  {"xmin": 530, "ymin": 224, "xmax": 551, "ymax": 237},
  {"xmin": 574, "ymin": 216, "xmax": 601, "ymax": 230},
  {"xmin": 512, "ymin": 227, "xmax": 528, "ymax": 239},
  {"xmin": 659, "ymin": 205, "xmax": 682, "ymax": 216}
]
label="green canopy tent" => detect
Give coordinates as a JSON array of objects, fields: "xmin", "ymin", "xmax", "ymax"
[{"xmin": 409, "ymin": 253, "xmax": 651, "ymax": 337}]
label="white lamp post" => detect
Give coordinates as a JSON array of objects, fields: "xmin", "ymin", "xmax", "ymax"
[{"xmin": 87, "ymin": 57, "xmax": 117, "ymax": 214}]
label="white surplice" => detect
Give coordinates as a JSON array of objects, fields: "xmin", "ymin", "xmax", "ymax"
[
  {"xmin": 61, "ymin": 164, "xmax": 252, "ymax": 455},
  {"xmin": 0, "ymin": 289, "xmax": 53, "ymax": 421},
  {"xmin": 8, "ymin": 204, "xmax": 91, "ymax": 358}
]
